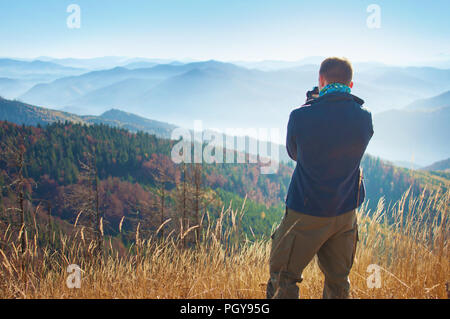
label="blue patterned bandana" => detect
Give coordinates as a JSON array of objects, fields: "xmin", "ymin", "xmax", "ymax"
[{"xmin": 319, "ymin": 82, "xmax": 351, "ymax": 97}]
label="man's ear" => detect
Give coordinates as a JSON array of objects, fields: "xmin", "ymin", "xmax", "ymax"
[
  {"xmin": 349, "ymin": 81, "xmax": 353, "ymax": 89},
  {"xmin": 319, "ymin": 75, "xmax": 326, "ymax": 89}
]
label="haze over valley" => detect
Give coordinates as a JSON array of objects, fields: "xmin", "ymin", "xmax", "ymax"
[{"xmin": 1, "ymin": 56, "xmax": 449, "ymax": 167}]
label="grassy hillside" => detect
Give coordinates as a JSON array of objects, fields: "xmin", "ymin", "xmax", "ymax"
[
  {"xmin": 0, "ymin": 120, "xmax": 448, "ymax": 299},
  {"xmin": 0, "ymin": 121, "xmax": 290, "ymax": 239},
  {"xmin": 422, "ymin": 158, "xmax": 450, "ymax": 172},
  {"xmin": 0, "ymin": 120, "xmax": 448, "ymax": 241},
  {"xmin": 0, "ymin": 187, "xmax": 448, "ymax": 299}
]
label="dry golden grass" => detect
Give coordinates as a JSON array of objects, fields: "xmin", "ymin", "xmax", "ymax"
[{"xmin": 0, "ymin": 188, "xmax": 448, "ymax": 299}]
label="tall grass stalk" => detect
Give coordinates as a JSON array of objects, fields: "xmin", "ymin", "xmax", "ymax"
[{"xmin": 0, "ymin": 189, "xmax": 448, "ymax": 298}]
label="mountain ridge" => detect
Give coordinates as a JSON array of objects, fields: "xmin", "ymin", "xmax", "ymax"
[
  {"xmin": 0, "ymin": 96, "xmax": 176, "ymax": 139},
  {"xmin": 422, "ymin": 158, "xmax": 450, "ymax": 172},
  {"xmin": 405, "ymin": 90, "xmax": 450, "ymax": 111}
]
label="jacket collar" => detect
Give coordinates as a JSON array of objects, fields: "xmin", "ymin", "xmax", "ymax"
[{"xmin": 307, "ymin": 92, "xmax": 365, "ymax": 106}]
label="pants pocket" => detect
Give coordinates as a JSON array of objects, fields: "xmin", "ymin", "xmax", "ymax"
[
  {"xmin": 270, "ymin": 231, "xmax": 296, "ymax": 273},
  {"xmin": 271, "ymin": 207, "xmax": 289, "ymax": 240}
]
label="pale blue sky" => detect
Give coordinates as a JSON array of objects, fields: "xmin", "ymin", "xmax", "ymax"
[{"xmin": 0, "ymin": 0, "xmax": 449, "ymax": 64}]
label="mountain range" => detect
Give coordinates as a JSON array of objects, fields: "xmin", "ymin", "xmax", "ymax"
[
  {"xmin": 422, "ymin": 158, "xmax": 450, "ymax": 172},
  {"xmin": 0, "ymin": 58, "xmax": 87, "ymax": 99},
  {"xmin": 35, "ymin": 56, "xmax": 189, "ymax": 70},
  {"xmin": 0, "ymin": 96, "xmax": 291, "ymax": 164},
  {"xmin": 2, "ymin": 95, "xmax": 450, "ymax": 171},
  {"xmin": 405, "ymin": 90, "xmax": 450, "ymax": 111},
  {"xmin": 1, "ymin": 57, "xmax": 450, "ymax": 166},
  {"xmin": 0, "ymin": 108, "xmax": 448, "ymax": 240},
  {"xmin": 368, "ymin": 90, "xmax": 450, "ymax": 165},
  {"xmin": 0, "ymin": 97, "xmax": 176, "ymax": 139},
  {"xmin": 15, "ymin": 60, "xmax": 450, "ymax": 120}
]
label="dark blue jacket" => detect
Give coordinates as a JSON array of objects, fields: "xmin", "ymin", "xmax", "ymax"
[{"xmin": 286, "ymin": 92, "xmax": 374, "ymax": 217}]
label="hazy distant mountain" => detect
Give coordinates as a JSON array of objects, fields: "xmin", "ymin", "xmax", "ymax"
[
  {"xmin": 36, "ymin": 56, "xmax": 181, "ymax": 70},
  {"xmin": 123, "ymin": 62, "xmax": 159, "ymax": 69},
  {"xmin": 233, "ymin": 60, "xmax": 450, "ymax": 111},
  {"xmin": 35, "ymin": 56, "xmax": 133, "ymax": 69},
  {"xmin": 69, "ymin": 78, "xmax": 162, "ymax": 113},
  {"xmin": 405, "ymin": 90, "xmax": 450, "ymax": 111},
  {"xmin": 0, "ymin": 59, "xmax": 88, "ymax": 98},
  {"xmin": 367, "ymin": 90, "xmax": 450, "ymax": 166},
  {"xmin": 0, "ymin": 58, "xmax": 85, "ymax": 78},
  {"xmin": 19, "ymin": 60, "xmax": 300, "ymax": 123},
  {"xmin": 0, "ymin": 77, "xmax": 36, "ymax": 99},
  {"xmin": 233, "ymin": 56, "xmax": 325, "ymax": 70},
  {"xmin": 19, "ymin": 61, "xmax": 238, "ymax": 110},
  {"xmin": 422, "ymin": 158, "xmax": 450, "ymax": 172},
  {"xmin": 368, "ymin": 105, "xmax": 450, "ymax": 166},
  {"xmin": 352, "ymin": 66, "xmax": 450, "ymax": 112},
  {"xmin": 127, "ymin": 61, "xmax": 302, "ymax": 128},
  {"xmin": 409, "ymin": 59, "xmax": 450, "ymax": 69},
  {"xmin": 18, "ymin": 60, "xmax": 450, "ymax": 120},
  {"xmin": 19, "ymin": 67, "xmax": 136, "ymax": 107}
]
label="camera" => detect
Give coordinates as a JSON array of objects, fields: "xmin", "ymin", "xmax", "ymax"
[{"xmin": 306, "ymin": 86, "xmax": 319, "ymax": 100}]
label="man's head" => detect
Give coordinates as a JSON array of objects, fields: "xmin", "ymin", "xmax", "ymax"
[{"xmin": 318, "ymin": 57, "xmax": 353, "ymax": 90}]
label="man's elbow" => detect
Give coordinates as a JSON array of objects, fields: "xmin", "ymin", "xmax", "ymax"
[
  {"xmin": 290, "ymin": 152, "xmax": 297, "ymax": 161},
  {"xmin": 287, "ymin": 147, "xmax": 297, "ymax": 161}
]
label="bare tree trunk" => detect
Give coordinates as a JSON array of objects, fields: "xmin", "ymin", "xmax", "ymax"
[
  {"xmin": 47, "ymin": 201, "xmax": 52, "ymax": 244},
  {"xmin": 17, "ymin": 150, "xmax": 26, "ymax": 253},
  {"xmin": 92, "ymin": 157, "xmax": 102, "ymax": 255},
  {"xmin": 95, "ymin": 179, "xmax": 100, "ymax": 249},
  {"xmin": 18, "ymin": 186, "xmax": 25, "ymax": 253},
  {"xmin": 160, "ymin": 186, "xmax": 165, "ymax": 238},
  {"xmin": 182, "ymin": 163, "xmax": 187, "ymax": 247},
  {"xmin": 193, "ymin": 164, "xmax": 202, "ymax": 244}
]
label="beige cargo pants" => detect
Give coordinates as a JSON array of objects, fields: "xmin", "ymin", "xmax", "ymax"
[{"xmin": 266, "ymin": 207, "xmax": 358, "ymax": 299}]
